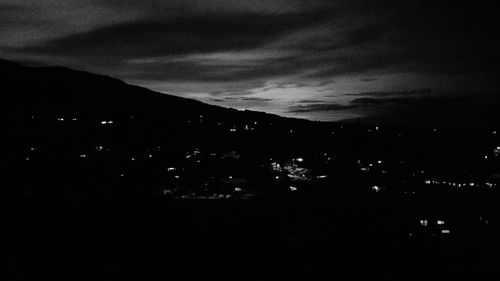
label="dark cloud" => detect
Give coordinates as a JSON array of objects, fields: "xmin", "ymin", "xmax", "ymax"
[
  {"xmin": 288, "ymin": 95, "xmax": 473, "ymax": 114},
  {"xmin": 13, "ymin": 10, "xmax": 332, "ymax": 60},
  {"xmin": 350, "ymin": 96, "xmax": 471, "ymax": 107},
  {"xmin": 344, "ymin": 88, "xmax": 432, "ymax": 97},
  {"xmin": 222, "ymin": 96, "xmax": 273, "ymax": 102},
  {"xmin": 240, "ymin": 97, "xmax": 273, "ymax": 102},
  {"xmin": 287, "ymin": 103, "xmax": 356, "ymax": 113},
  {"xmin": 296, "ymin": 99, "xmax": 326, "ymax": 104}
]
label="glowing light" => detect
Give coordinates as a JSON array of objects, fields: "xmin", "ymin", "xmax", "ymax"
[
  {"xmin": 296, "ymin": 158, "xmax": 304, "ymax": 162},
  {"xmin": 441, "ymin": 229, "xmax": 450, "ymax": 234},
  {"xmin": 290, "ymin": 186, "xmax": 298, "ymax": 191},
  {"xmin": 372, "ymin": 186, "xmax": 381, "ymax": 192},
  {"xmin": 234, "ymin": 187, "xmax": 242, "ymax": 192},
  {"xmin": 437, "ymin": 220, "xmax": 445, "ymax": 225},
  {"xmin": 420, "ymin": 220, "xmax": 428, "ymax": 227}
]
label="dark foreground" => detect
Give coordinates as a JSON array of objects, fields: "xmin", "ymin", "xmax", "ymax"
[{"xmin": 6, "ymin": 191, "xmax": 500, "ymax": 281}]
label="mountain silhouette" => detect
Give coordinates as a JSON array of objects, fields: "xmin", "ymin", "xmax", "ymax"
[{"xmin": 2, "ymin": 58, "xmax": 298, "ymax": 126}]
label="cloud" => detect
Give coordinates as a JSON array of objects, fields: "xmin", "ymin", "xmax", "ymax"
[
  {"xmin": 288, "ymin": 95, "xmax": 473, "ymax": 114},
  {"xmin": 344, "ymin": 88, "xmax": 432, "ymax": 97},
  {"xmin": 350, "ymin": 96, "xmax": 471, "ymax": 107},
  {"xmin": 12, "ymin": 9, "xmax": 332, "ymax": 59},
  {"xmin": 359, "ymin": 78, "xmax": 377, "ymax": 82},
  {"xmin": 296, "ymin": 99, "xmax": 326, "ymax": 103},
  {"xmin": 287, "ymin": 103, "xmax": 356, "ymax": 113}
]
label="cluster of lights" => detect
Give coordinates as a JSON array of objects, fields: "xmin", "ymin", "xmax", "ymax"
[{"xmin": 425, "ymin": 179, "xmax": 497, "ymax": 188}]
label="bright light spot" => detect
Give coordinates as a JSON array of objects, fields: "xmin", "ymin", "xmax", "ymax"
[
  {"xmin": 377, "ymin": 160, "xmax": 383, "ymax": 164},
  {"xmin": 420, "ymin": 220, "xmax": 428, "ymax": 227},
  {"xmin": 372, "ymin": 186, "xmax": 381, "ymax": 192},
  {"xmin": 234, "ymin": 187, "xmax": 242, "ymax": 192},
  {"xmin": 317, "ymin": 175, "xmax": 327, "ymax": 179},
  {"xmin": 275, "ymin": 176, "xmax": 280, "ymax": 180},
  {"xmin": 80, "ymin": 154, "xmax": 86, "ymax": 158},
  {"xmin": 425, "ymin": 180, "xmax": 431, "ymax": 184},
  {"xmin": 437, "ymin": 220, "xmax": 445, "ymax": 225},
  {"xmin": 296, "ymin": 158, "xmax": 304, "ymax": 162},
  {"xmin": 167, "ymin": 167, "xmax": 175, "ymax": 171},
  {"xmin": 290, "ymin": 186, "xmax": 297, "ymax": 191},
  {"xmin": 57, "ymin": 118, "xmax": 65, "ymax": 121},
  {"xmin": 441, "ymin": 229, "xmax": 450, "ymax": 234}
]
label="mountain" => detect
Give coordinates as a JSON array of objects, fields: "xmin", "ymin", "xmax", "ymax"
[{"xmin": 2, "ymin": 58, "xmax": 299, "ymax": 126}]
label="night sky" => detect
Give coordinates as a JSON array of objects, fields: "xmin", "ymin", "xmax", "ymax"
[{"xmin": 1, "ymin": 0, "xmax": 499, "ymax": 126}]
